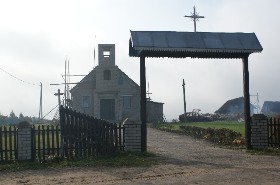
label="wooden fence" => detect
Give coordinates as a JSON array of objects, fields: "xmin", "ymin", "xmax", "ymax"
[
  {"xmin": 0, "ymin": 107, "xmax": 124, "ymax": 162},
  {"xmin": 60, "ymin": 106, "xmax": 124, "ymax": 158},
  {"xmin": 268, "ymin": 117, "xmax": 280, "ymax": 148},
  {"xmin": 31, "ymin": 125, "xmax": 61, "ymax": 161},
  {"xmin": 0, "ymin": 126, "xmax": 17, "ymax": 161}
]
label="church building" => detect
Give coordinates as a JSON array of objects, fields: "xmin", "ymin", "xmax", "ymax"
[{"xmin": 70, "ymin": 44, "xmax": 164, "ymax": 123}]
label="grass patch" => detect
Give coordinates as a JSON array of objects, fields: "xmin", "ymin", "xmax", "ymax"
[
  {"xmin": 0, "ymin": 152, "xmax": 158, "ymax": 172},
  {"xmin": 187, "ymin": 121, "xmax": 245, "ymax": 137},
  {"xmin": 152, "ymin": 121, "xmax": 245, "ymax": 137}
]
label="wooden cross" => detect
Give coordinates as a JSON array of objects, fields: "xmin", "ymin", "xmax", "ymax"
[
  {"xmin": 54, "ymin": 89, "xmax": 64, "ymax": 106},
  {"xmin": 184, "ymin": 6, "xmax": 205, "ymax": 32}
]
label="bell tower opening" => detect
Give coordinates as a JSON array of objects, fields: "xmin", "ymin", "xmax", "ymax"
[{"xmin": 98, "ymin": 44, "xmax": 115, "ymax": 66}]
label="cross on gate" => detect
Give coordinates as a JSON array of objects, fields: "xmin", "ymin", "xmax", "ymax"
[{"xmin": 184, "ymin": 6, "xmax": 205, "ymax": 32}]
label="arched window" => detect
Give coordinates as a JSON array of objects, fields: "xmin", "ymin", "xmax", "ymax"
[{"xmin": 104, "ymin": 70, "xmax": 111, "ymax": 80}]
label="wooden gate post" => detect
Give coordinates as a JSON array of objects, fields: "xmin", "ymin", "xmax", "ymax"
[
  {"xmin": 242, "ymin": 56, "xmax": 252, "ymax": 149},
  {"xmin": 140, "ymin": 55, "xmax": 147, "ymax": 152}
]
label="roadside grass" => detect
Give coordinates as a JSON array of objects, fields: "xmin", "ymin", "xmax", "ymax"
[
  {"xmin": 0, "ymin": 152, "xmax": 158, "ymax": 172},
  {"xmin": 151, "ymin": 121, "xmax": 245, "ymax": 146},
  {"xmin": 152, "ymin": 121, "xmax": 245, "ymax": 137},
  {"xmin": 187, "ymin": 121, "xmax": 245, "ymax": 137}
]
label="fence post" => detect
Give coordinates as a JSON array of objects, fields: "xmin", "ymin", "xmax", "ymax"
[
  {"xmin": 250, "ymin": 114, "xmax": 268, "ymax": 149},
  {"xmin": 124, "ymin": 119, "xmax": 142, "ymax": 152},
  {"xmin": 18, "ymin": 121, "xmax": 32, "ymax": 160}
]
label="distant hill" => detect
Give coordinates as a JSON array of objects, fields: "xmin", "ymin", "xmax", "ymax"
[{"xmin": 261, "ymin": 101, "xmax": 280, "ymax": 116}]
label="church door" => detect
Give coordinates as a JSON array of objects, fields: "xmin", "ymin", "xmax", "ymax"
[{"xmin": 100, "ymin": 99, "xmax": 115, "ymax": 120}]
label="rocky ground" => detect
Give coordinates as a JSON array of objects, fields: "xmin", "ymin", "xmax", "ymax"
[{"xmin": 0, "ymin": 128, "xmax": 280, "ymax": 185}]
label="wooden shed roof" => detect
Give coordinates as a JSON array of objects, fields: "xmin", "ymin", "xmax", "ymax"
[{"xmin": 129, "ymin": 31, "xmax": 263, "ymax": 59}]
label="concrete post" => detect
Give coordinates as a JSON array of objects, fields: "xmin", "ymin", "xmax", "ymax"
[
  {"xmin": 250, "ymin": 114, "xmax": 268, "ymax": 149},
  {"xmin": 17, "ymin": 121, "xmax": 32, "ymax": 160},
  {"xmin": 124, "ymin": 119, "xmax": 142, "ymax": 152}
]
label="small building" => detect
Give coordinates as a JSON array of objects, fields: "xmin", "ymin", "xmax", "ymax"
[{"xmin": 70, "ymin": 44, "xmax": 164, "ymax": 123}]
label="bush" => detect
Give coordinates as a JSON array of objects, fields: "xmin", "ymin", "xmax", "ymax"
[{"xmin": 179, "ymin": 125, "xmax": 244, "ymax": 145}]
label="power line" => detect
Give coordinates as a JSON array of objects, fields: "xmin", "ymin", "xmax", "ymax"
[
  {"xmin": 39, "ymin": 104, "xmax": 59, "ymax": 121},
  {"xmin": 0, "ymin": 66, "xmax": 39, "ymax": 86}
]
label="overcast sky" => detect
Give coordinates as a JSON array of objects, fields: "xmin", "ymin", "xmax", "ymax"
[{"xmin": 0, "ymin": 0, "xmax": 279, "ymax": 121}]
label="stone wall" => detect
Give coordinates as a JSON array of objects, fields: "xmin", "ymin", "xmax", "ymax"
[{"xmin": 251, "ymin": 114, "xmax": 268, "ymax": 149}]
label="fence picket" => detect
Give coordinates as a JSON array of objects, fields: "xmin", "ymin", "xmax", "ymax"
[
  {"xmin": 9, "ymin": 126, "xmax": 12, "ymax": 160},
  {"xmin": 14, "ymin": 126, "xmax": 17, "ymax": 160},
  {"xmin": 4, "ymin": 126, "xmax": 8, "ymax": 160},
  {"xmin": 38, "ymin": 125, "xmax": 41, "ymax": 159},
  {"xmin": 268, "ymin": 117, "xmax": 280, "ymax": 147},
  {"xmin": 0, "ymin": 127, "xmax": 3, "ymax": 161},
  {"xmin": 47, "ymin": 125, "xmax": 50, "ymax": 156},
  {"xmin": 51, "ymin": 125, "xmax": 54, "ymax": 156}
]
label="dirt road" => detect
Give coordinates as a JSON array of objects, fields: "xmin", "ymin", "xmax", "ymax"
[{"xmin": 1, "ymin": 128, "xmax": 280, "ymax": 185}]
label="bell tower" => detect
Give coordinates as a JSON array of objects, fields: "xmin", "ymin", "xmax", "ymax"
[{"xmin": 98, "ymin": 44, "xmax": 115, "ymax": 67}]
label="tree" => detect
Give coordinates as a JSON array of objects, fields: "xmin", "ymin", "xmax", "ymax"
[
  {"xmin": 19, "ymin": 112, "xmax": 24, "ymax": 120},
  {"xmin": 8, "ymin": 110, "xmax": 18, "ymax": 124},
  {"xmin": 0, "ymin": 112, "xmax": 6, "ymax": 125},
  {"xmin": 10, "ymin": 110, "xmax": 16, "ymax": 118}
]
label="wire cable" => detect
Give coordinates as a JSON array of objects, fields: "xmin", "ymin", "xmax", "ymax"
[
  {"xmin": 40, "ymin": 104, "xmax": 59, "ymax": 120},
  {"xmin": 0, "ymin": 66, "xmax": 39, "ymax": 86}
]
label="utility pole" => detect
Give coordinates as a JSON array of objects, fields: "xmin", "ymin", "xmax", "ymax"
[
  {"xmin": 146, "ymin": 82, "xmax": 152, "ymax": 101},
  {"xmin": 184, "ymin": 6, "xmax": 205, "ymax": 32},
  {"xmin": 250, "ymin": 93, "xmax": 260, "ymax": 114},
  {"xmin": 38, "ymin": 82, "xmax": 43, "ymax": 119},
  {"xmin": 182, "ymin": 79, "xmax": 187, "ymax": 122}
]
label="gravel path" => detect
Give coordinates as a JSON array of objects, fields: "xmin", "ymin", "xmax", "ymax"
[{"xmin": 1, "ymin": 128, "xmax": 280, "ymax": 185}]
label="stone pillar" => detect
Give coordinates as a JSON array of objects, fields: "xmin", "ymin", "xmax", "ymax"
[
  {"xmin": 251, "ymin": 114, "xmax": 268, "ymax": 149},
  {"xmin": 17, "ymin": 121, "xmax": 32, "ymax": 160},
  {"xmin": 124, "ymin": 119, "xmax": 141, "ymax": 152}
]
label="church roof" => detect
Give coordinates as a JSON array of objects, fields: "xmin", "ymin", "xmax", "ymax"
[{"xmin": 129, "ymin": 31, "xmax": 263, "ymax": 58}]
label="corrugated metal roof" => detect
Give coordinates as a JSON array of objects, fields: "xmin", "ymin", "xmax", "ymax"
[{"xmin": 129, "ymin": 31, "xmax": 263, "ymax": 58}]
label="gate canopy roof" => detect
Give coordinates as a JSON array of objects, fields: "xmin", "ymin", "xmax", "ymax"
[{"xmin": 129, "ymin": 31, "xmax": 263, "ymax": 59}]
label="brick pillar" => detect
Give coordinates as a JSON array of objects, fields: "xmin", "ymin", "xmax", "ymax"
[
  {"xmin": 251, "ymin": 114, "xmax": 268, "ymax": 149},
  {"xmin": 124, "ymin": 119, "xmax": 141, "ymax": 152},
  {"xmin": 18, "ymin": 121, "xmax": 32, "ymax": 160}
]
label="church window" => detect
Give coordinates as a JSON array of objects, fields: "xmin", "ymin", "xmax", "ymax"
[
  {"xmin": 82, "ymin": 96, "xmax": 90, "ymax": 108},
  {"xmin": 123, "ymin": 95, "xmax": 132, "ymax": 108},
  {"xmin": 104, "ymin": 70, "xmax": 111, "ymax": 80},
  {"xmin": 118, "ymin": 74, "xmax": 124, "ymax": 85}
]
